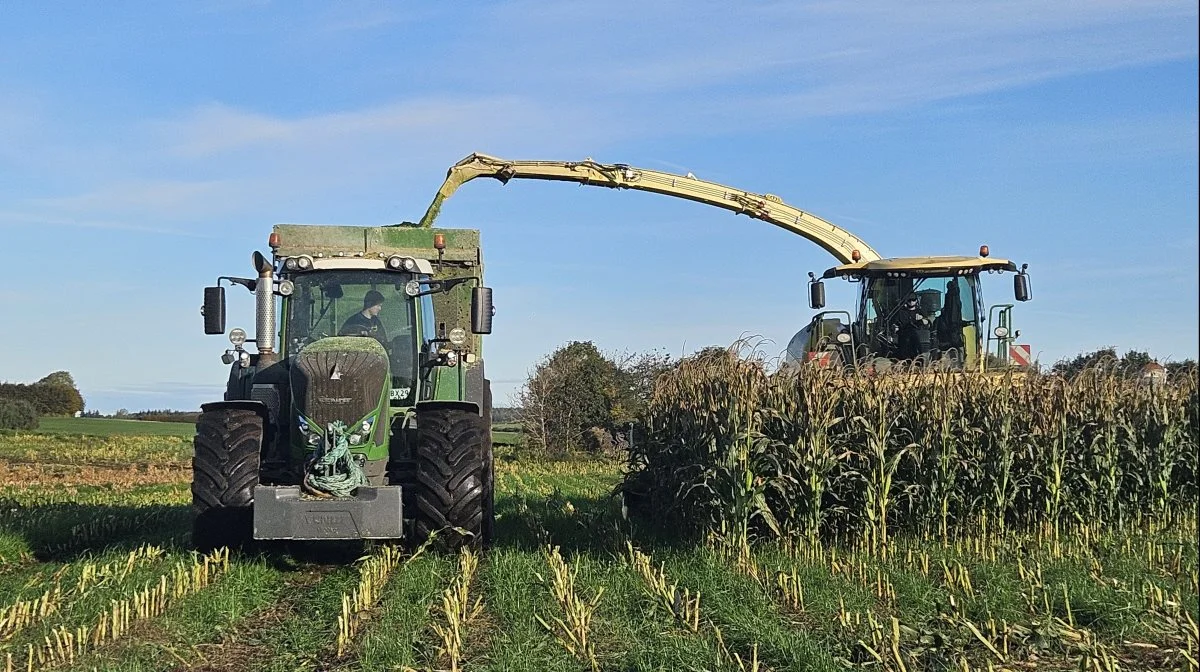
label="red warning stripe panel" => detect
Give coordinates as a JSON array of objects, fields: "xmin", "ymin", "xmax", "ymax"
[
  {"xmin": 1010, "ymin": 344, "xmax": 1032, "ymax": 367},
  {"xmin": 806, "ymin": 351, "xmax": 833, "ymax": 366}
]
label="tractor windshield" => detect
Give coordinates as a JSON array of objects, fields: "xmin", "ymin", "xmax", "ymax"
[
  {"xmin": 859, "ymin": 274, "xmax": 980, "ymax": 366},
  {"xmin": 284, "ymin": 270, "xmax": 419, "ymax": 403}
]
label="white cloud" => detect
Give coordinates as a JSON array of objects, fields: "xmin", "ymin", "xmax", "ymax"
[
  {"xmin": 459, "ymin": 0, "xmax": 1196, "ymax": 122},
  {"xmin": 155, "ymin": 96, "xmax": 582, "ymax": 160}
]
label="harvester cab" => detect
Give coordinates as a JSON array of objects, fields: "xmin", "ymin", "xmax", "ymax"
[
  {"xmin": 793, "ymin": 248, "xmax": 1034, "ymax": 371},
  {"xmin": 194, "ymin": 224, "xmax": 496, "ymax": 551}
]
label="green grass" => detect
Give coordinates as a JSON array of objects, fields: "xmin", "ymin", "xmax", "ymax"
[
  {"xmin": 0, "ymin": 447, "xmax": 1191, "ymax": 671},
  {"xmin": 33, "ymin": 416, "xmax": 197, "ymax": 437},
  {"xmin": 0, "ymin": 432, "xmax": 192, "ymax": 466},
  {"xmin": 23, "ymin": 417, "xmax": 523, "ymax": 450},
  {"xmin": 492, "ymin": 430, "xmax": 522, "ymax": 446}
]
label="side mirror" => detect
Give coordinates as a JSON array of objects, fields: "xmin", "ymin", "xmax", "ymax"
[
  {"xmin": 808, "ymin": 274, "xmax": 825, "ymax": 309},
  {"xmin": 471, "ymin": 286, "xmax": 494, "ymax": 334},
  {"xmin": 203, "ymin": 286, "xmax": 226, "ymax": 334},
  {"xmin": 1014, "ymin": 271, "xmax": 1031, "ymax": 302}
]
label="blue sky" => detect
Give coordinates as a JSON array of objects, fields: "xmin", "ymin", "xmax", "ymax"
[{"xmin": 1, "ymin": 1, "xmax": 1196, "ymax": 412}]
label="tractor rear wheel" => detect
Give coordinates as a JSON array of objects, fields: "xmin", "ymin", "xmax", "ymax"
[
  {"xmin": 192, "ymin": 407, "xmax": 262, "ymax": 552},
  {"xmin": 411, "ymin": 407, "xmax": 491, "ymax": 549}
]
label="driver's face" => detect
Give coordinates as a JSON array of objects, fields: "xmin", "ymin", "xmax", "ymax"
[{"xmin": 367, "ymin": 303, "xmax": 383, "ymax": 317}]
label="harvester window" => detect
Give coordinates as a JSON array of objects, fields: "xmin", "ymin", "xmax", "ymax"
[{"xmin": 861, "ymin": 275, "xmax": 979, "ymax": 363}]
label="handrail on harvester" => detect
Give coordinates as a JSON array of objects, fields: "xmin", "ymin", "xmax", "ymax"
[{"xmin": 419, "ymin": 153, "xmax": 882, "ymax": 265}]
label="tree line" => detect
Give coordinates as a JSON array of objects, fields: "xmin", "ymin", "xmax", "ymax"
[{"xmin": 0, "ymin": 371, "xmax": 86, "ymax": 430}]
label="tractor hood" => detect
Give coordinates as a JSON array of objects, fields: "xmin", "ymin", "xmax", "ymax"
[{"xmin": 290, "ymin": 337, "xmax": 390, "ymax": 452}]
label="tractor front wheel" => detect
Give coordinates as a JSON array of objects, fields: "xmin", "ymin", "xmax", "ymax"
[
  {"xmin": 192, "ymin": 407, "xmax": 262, "ymax": 552},
  {"xmin": 411, "ymin": 407, "xmax": 491, "ymax": 549}
]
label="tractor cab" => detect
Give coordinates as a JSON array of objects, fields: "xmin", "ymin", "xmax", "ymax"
[
  {"xmin": 283, "ymin": 267, "xmax": 429, "ymax": 407},
  {"xmin": 790, "ymin": 248, "xmax": 1032, "ymax": 371}
]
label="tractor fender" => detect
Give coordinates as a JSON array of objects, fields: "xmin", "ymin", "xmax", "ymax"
[
  {"xmin": 200, "ymin": 400, "xmax": 272, "ymax": 424},
  {"xmin": 415, "ymin": 400, "xmax": 481, "ymax": 417}
]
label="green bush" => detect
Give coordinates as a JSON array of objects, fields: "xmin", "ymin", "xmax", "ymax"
[
  {"xmin": 0, "ymin": 398, "xmax": 39, "ymax": 431},
  {"xmin": 0, "ymin": 382, "xmax": 84, "ymax": 416}
]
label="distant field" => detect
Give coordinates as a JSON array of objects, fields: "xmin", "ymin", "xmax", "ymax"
[
  {"xmin": 492, "ymin": 430, "xmax": 522, "ymax": 446},
  {"xmin": 34, "ymin": 416, "xmax": 197, "ymax": 437},
  {"xmin": 33, "ymin": 415, "xmax": 524, "ymax": 445}
]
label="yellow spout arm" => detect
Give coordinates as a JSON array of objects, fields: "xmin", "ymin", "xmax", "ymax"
[{"xmin": 419, "ymin": 153, "xmax": 882, "ymax": 264}]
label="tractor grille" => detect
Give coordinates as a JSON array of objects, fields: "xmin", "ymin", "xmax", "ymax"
[{"xmin": 290, "ymin": 337, "xmax": 389, "ymax": 433}]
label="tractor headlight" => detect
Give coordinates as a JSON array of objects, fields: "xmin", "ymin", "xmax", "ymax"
[
  {"xmin": 993, "ymin": 326, "xmax": 1009, "ymax": 338},
  {"xmin": 278, "ymin": 280, "xmax": 294, "ymax": 296},
  {"xmin": 404, "ymin": 280, "xmax": 422, "ymax": 297},
  {"xmin": 306, "ymin": 432, "xmax": 321, "ymax": 446},
  {"xmin": 228, "ymin": 328, "xmax": 247, "ymax": 346},
  {"xmin": 443, "ymin": 350, "xmax": 459, "ymax": 367},
  {"xmin": 296, "ymin": 255, "xmax": 314, "ymax": 270},
  {"xmin": 388, "ymin": 256, "xmax": 417, "ymax": 271},
  {"xmin": 347, "ymin": 417, "xmax": 374, "ymax": 446},
  {"xmin": 448, "ymin": 327, "xmax": 467, "ymax": 346},
  {"xmin": 284, "ymin": 257, "xmax": 298, "ymax": 270},
  {"xmin": 836, "ymin": 332, "xmax": 852, "ymax": 344}
]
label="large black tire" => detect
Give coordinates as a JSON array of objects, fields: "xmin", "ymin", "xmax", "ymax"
[
  {"xmin": 412, "ymin": 407, "xmax": 490, "ymax": 549},
  {"xmin": 192, "ymin": 408, "xmax": 262, "ymax": 552}
]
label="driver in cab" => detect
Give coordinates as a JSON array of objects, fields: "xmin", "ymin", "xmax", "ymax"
[{"xmin": 340, "ymin": 290, "xmax": 388, "ymax": 344}]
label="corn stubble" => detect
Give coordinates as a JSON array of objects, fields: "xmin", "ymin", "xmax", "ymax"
[
  {"xmin": 5, "ymin": 547, "xmax": 229, "ymax": 670},
  {"xmin": 536, "ymin": 545, "xmax": 603, "ymax": 672},
  {"xmin": 430, "ymin": 547, "xmax": 483, "ymax": 672}
]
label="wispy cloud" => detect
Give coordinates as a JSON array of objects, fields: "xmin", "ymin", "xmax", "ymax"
[
  {"xmin": 0, "ymin": 210, "xmax": 220, "ymax": 237},
  {"xmin": 6, "ymin": 0, "xmax": 1194, "ymax": 231},
  {"xmin": 458, "ymin": 0, "xmax": 1196, "ymax": 125},
  {"xmin": 156, "ymin": 96, "xmax": 550, "ymax": 159}
]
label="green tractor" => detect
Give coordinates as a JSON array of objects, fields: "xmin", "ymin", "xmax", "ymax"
[{"xmin": 195, "ymin": 224, "xmax": 495, "ymax": 550}]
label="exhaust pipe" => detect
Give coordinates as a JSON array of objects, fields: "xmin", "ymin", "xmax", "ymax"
[{"xmin": 253, "ymin": 251, "xmax": 278, "ymax": 367}]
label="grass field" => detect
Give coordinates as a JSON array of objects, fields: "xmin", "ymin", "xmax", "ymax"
[
  {"xmin": 29, "ymin": 416, "xmax": 526, "ymax": 446},
  {"xmin": 0, "ymin": 432, "xmax": 1195, "ymax": 671},
  {"xmin": 33, "ymin": 417, "xmax": 197, "ymax": 437}
]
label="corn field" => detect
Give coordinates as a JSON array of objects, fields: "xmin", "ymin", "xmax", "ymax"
[
  {"xmin": 0, "ymin": 402, "xmax": 1194, "ymax": 670},
  {"xmin": 625, "ymin": 346, "xmax": 1199, "ymax": 551}
]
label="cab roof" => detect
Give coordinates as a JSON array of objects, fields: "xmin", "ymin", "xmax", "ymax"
[{"xmin": 823, "ymin": 255, "xmax": 1018, "ymax": 279}]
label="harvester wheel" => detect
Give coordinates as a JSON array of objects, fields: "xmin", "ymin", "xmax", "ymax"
[
  {"xmin": 412, "ymin": 407, "xmax": 491, "ymax": 549},
  {"xmin": 192, "ymin": 408, "xmax": 262, "ymax": 552}
]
